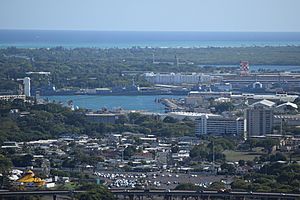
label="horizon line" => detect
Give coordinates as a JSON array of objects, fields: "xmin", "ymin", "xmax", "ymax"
[{"xmin": 1, "ymin": 29, "xmax": 300, "ymax": 33}]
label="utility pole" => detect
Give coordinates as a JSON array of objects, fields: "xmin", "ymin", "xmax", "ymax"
[
  {"xmin": 212, "ymin": 140, "xmax": 215, "ymax": 174},
  {"xmin": 280, "ymin": 117, "xmax": 283, "ymax": 135},
  {"xmin": 152, "ymin": 53, "xmax": 155, "ymax": 64},
  {"xmin": 121, "ymin": 148, "xmax": 124, "ymax": 162}
]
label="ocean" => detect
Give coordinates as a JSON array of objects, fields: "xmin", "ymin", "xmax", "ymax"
[
  {"xmin": 1, "ymin": 30, "xmax": 300, "ymax": 48},
  {"xmin": 44, "ymin": 95, "xmax": 184, "ymax": 113}
]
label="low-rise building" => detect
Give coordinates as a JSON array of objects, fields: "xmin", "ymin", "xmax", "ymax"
[{"xmin": 274, "ymin": 114, "xmax": 300, "ymax": 127}]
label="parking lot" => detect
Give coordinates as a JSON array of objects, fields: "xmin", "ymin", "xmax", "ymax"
[{"xmin": 94, "ymin": 171, "xmax": 232, "ymax": 189}]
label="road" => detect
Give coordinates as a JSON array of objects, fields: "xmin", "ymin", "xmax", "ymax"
[
  {"xmin": 0, "ymin": 189, "xmax": 299, "ymax": 199},
  {"xmin": 112, "ymin": 189, "xmax": 300, "ymax": 199}
]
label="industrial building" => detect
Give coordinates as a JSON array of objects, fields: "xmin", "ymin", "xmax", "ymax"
[
  {"xmin": 222, "ymin": 72, "xmax": 300, "ymax": 90},
  {"xmin": 185, "ymin": 91, "xmax": 298, "ymax": 106}
]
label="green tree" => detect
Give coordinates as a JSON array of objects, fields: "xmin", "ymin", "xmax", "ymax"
[
  {"xmin": 190, "ymin": 145, "xmax": 208, "ymax": 160},
  {"xmin": 123, "ymin": 146, "xmax": 137, "ymax": 160},
  {"xmin": 77, "ymin": 185, "xmax": 115, "ymax": 200},
  {"xmin": 0, "ymin": 155, "xmax": 12, "ymax": 189},
  {"xmin": 245, "ymin": 139, "xmax": 258, "ymax": 151},
  {"xmin": 115, "ymin": 115, "xmax": 128, "ymax": 124},
  {"xmin": 220, "ymin": 163, "xmax": 236, "ymax": 174},
  {"xmin": 0, "ymin": 154, "xmax": 12, "ymax": 174},
  {"xmin": 11, "ymin": 154, "xmax": 33, "ymax": 167},
  {"xmin": 163, "ymin": 116, "xmax": 178, "ymax": 123},
  {"xmin": 213, "ymin": 102, "xmax": 234, "ymax": 114},
  {"xmin": 231, "ymin": 179, "xmax": 250, "ymax": 191},
  {"xmin": 258, "ymin": 139, "xmax": 279, "ymax": 153},
  {"xmin": 209, "ymin": 182, "xmax": 225, "ymax": 190},
  {"xmin": 238, "ymin": 160, "xmax": 245, "ymax": 167}
]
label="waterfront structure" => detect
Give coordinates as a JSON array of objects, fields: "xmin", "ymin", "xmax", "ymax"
[
  {"xmin": 144, "ymin": 72, "xmax": 211, "ymax": 85},
  {"xmin": 185, "ymin": 91, "xmax": 232, "ymax": 106},
  {"xmin": 185, "ymin": 91, "xmax": 298, "ymax": 106},
  {"xmin": 231, "ymin": 93, "xmax": 298, "ymax": 103},
  {"xmin": 188, "ymin": 91, "xmax": 232, "ymax": 99},
  {"xmin": 245, "ymin": 100, "xmax": 274, "ymax": 137},
  {"xmin": 222, "ymin": 72, "xmax": 300, "ymax": 90},
  {"xmin": 78, "ymin": 88, "xmax": 112, "ymax": 95},
  {"xmin": 195, "ymin": 114, "xmax": 245, "ymax": 136}
]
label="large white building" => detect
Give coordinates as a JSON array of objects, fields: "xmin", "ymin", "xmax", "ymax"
[
  {"xmin": 16, "ymin": 77, "xmax": 31, "ymax": 97},
  {"xmin": 144, "ymin": 72, "xmax": 212, "ymax": 85},
  {"xmin": 23, "ymin": 77, "xmax": 31, "ymax": 97},
  {"xmin": 195, "ymin": 114, "xmax": 245, "ymax": 136},
  {"xmin": 245, "ymin": 100, "xmax": 274, "ymax": 137}
]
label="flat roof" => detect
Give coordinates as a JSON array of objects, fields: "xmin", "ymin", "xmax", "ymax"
[{"xmin": 169, "ymin": 111, "xmax": 219, "ymax": 117}]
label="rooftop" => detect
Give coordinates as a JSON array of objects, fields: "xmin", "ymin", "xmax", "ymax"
[{"xmin": 250, "ymin": 99, "xmax": 276, "ymax": 108}]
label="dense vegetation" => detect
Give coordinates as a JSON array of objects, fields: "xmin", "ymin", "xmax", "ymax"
[
  {"xmin": 231, "ymin": 163, "xmax": 300, "ymax": 193},
  {"xmin": 0, "ymin": 100, "xmax": 194, "ymax": 145},
  {"xmin": 177, "ymin": 162, "xmax": 300, "ymax": 193},
  {"xmin": 76, "ymin": 184, "xmax": 116, "ymax": 200},
  {"xmin": 1, "ymin": 46, "xmax": 300, "ymax": 93},
  {"xmin": 190, "ymin": 137, "xmax": 237, "ymax": 162}
]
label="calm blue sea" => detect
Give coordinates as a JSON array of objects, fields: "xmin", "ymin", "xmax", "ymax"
[
  {"xmin": 44, "ymin": 95, "xmax": 184, "ymax": 113},
  {"xmin": 1, "ymin": 30, "xmax": 300, "ymax": 48}
]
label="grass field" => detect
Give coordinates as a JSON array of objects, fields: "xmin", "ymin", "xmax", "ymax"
[{"xmin": 223, "ymin": 148, "xmax": 265, "ymax": 162}]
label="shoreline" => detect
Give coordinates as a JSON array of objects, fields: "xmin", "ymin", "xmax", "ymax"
[
  {"xmin": 2, "ymin": 43, "xmax": 300, "ymax": 49},
  {"xmin": 41, "ymin": 92, "xmax": 188, "ymax": 96},
  {"xmin": 42, "ymin": 94, "xmax": 185, "ymax": 113}
]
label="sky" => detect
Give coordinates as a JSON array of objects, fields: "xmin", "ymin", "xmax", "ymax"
[{"xmin": 0, "ymin": 0, "xmax": 300, "ymax": 32}]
